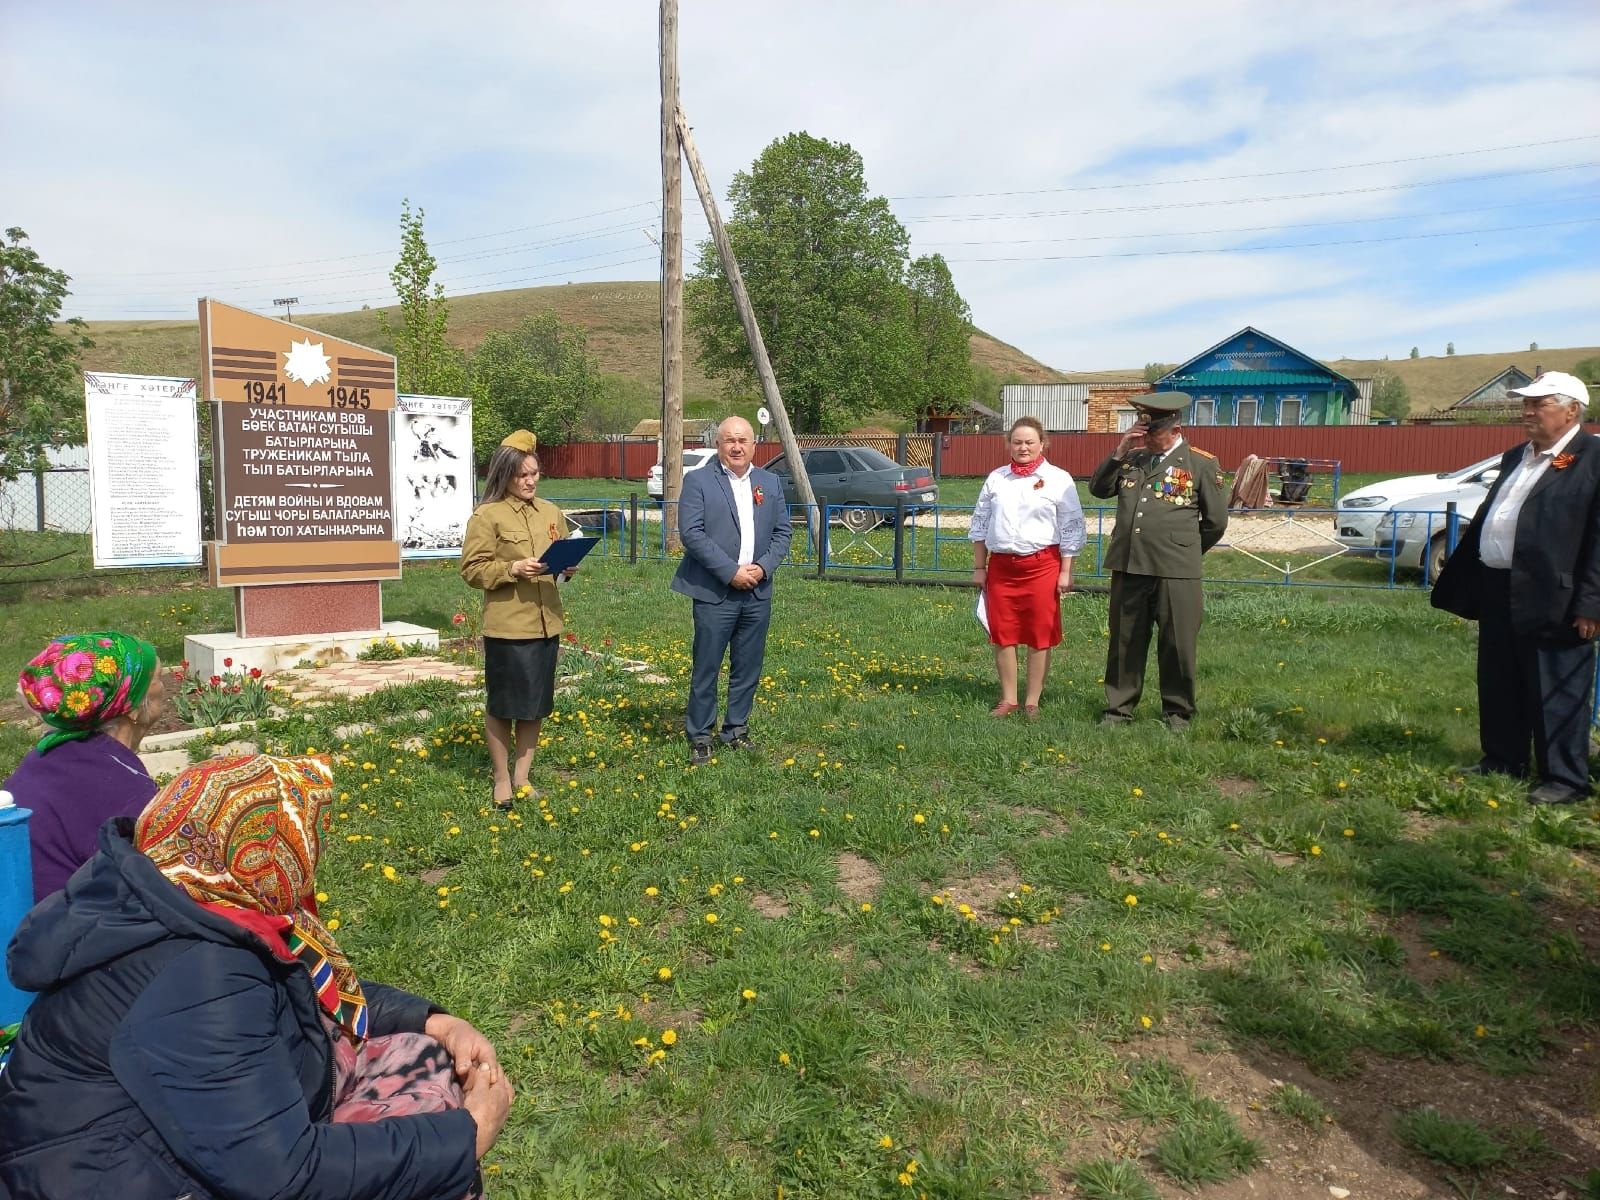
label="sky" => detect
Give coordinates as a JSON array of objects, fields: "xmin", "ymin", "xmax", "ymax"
[{"xmin": 5, "ymin": 0, "xmax": 1597, "ymax": 371}]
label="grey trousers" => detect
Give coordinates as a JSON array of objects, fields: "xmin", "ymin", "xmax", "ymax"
[{"xmin": 686, "ymin": 590, "xmax": 772, "ymax": 743}]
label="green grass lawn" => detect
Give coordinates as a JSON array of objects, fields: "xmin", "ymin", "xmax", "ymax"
[{"xmin": 3, "ymin": 551, "xmax": 1597, "ymax": 1197}]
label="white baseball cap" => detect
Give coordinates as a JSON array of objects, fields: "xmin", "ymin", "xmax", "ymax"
[{"xmin": 1508, "ymin": 371, "xmax": 1590, "ymax": 405}]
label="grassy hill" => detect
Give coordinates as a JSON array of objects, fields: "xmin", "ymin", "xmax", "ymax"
[
  {"xmin": 1066, "ymin": 348, "xmax": 1599, "ymax": 416},
  {"xmin": 72, "ymin": 282, "xmax": 1061, "ymax": 419}
]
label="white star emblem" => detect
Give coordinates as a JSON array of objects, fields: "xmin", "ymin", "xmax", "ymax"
[{"xmin": 283, "ymin": 338, "xmax": 332, "ymax": 386}]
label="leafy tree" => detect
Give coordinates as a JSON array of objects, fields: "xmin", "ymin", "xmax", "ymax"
[
  {"xmin": 1530, "ymin": 342, "xmax": 1539, "ymax": 352},
  {"xmin": 1575, "ymin": 356, "xmax": 1600, "ymax": 421},
  {"xmin": 584, "ymin": 374, "xmax": 654, "ymax": 440},
  {"xmin": 0, "ymin": 227, "xmax": 92, "ymax": 483},
  {"xmin": 1445, "ymin": 342, "xmax": 1455, "ymax": 356},
  {"xmin": 467, "ymin": 312, "xmax": 597, "ymax": 461},
  {"xmin": 377, "ymin": 200, "xmax": 466, "ymax": 396},
  {"xmin": 1143, "ymin": 362, "xmax": 1176, "ymax": 383},
  {"xmin": 1371, "ymin": 370, "xmax": 1410, "ymax": 421},
  {"xmin": 1409, "ymin": 347, "xmax": 1420, "ymax": 359},
  {"xmin": 687, "ymin": 132, "xmax": 914, "ymax": 432},
  {"xmin": 903, "ymin": 253, "xmax": 973, "ymax": 418}
]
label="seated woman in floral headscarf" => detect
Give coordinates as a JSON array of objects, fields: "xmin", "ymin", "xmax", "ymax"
[
  {"xmin": 0, "ymin": 754, "xmax": 513, "ymax": 1199},
  {"xmin": 4, "ymin": 631, "xmax": 169, "ymax": 901}
]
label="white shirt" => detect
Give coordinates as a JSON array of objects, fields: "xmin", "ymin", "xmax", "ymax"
[
  {"xmin": 970, "ymin": 459, "xmax": 1086, "ymax": 556},
  {"xmin": 1478, "ymin": 423, "xmax": 1582, "ymax": 568},
  {"xmin": 723, "ymin": 462, "xmax": 756, "ymax": 565}
]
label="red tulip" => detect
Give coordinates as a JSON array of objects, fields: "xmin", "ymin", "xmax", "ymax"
[
  {"xmin": 223, "ymin": 657, "xmax": 233, "ymax": 668},
  {"xmin": 249, "ymin": 667, "xmax": 262, "ymax": 679},
  {"xmin": 452, "ymin": 613, "xmax": 466, "ymax": 625},
  {"xmin": 209, "ymin": 675, "xmax": 222, "ymax": 686}
]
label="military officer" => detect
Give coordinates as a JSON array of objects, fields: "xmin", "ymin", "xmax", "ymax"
[{"xmin": 1088, "ymin": 392, "xmax": 1228, "ymax": 730}]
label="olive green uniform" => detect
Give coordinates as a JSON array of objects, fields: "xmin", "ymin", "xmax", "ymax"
[{"xmin": 1088, "ymin": 440, "xmax": 1227, "ymax": 721}]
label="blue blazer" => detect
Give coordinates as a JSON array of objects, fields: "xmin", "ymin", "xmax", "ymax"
[{"xmin": 671, "ymin": 463, "xmax": 793, "ymax": 603}]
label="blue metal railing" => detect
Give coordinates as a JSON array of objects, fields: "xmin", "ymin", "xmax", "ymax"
[{"xmin": 554, "ymin": 495, "xmax": 1473, "ymax": 593}]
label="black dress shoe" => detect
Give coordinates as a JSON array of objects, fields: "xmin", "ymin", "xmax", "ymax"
[
  {"xmin": 1455, "ymin": 762, "xmax": 1527, "ymax": 778},
  {"xmin": 1100, "ymin": 714, "xmax": 1132, "ymax": 728},
  {"xmin": 721, "ymin": 733, "xmax": 756, "ymax": 751},
  {"xmin": 689, "ymin": 741, "xmax": 713, "ymax": 766},
  {"xmin": 1528, "ymin": 783, "xmax": 1586, "ymax": 806}
]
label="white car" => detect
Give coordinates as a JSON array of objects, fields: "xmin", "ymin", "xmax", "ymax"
[
  {"xmin": 1334, "ymin": 454, "xmax": 1503, "ymax": 577},
  {"xmin": 647, "ymin": 447, "xmax": 717, "ymax": 503}
]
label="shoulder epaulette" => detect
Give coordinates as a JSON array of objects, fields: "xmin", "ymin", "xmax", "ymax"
[{"xmin": 1189, "ymin": 446, "xmax": 1217, "ymax": 461}]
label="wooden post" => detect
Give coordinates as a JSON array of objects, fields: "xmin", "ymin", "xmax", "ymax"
[
  {"xmin": 659, "ymin": 0, "xmax": 684, "ymax": 551},
  {"xmin": 675, "ymin": 106, "xmax": 820, "ymax": 537}
]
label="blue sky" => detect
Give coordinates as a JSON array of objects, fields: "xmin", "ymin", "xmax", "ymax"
[{"xmin": 4, "ymin": 0, "xmax": 1596, "ymax": 369}]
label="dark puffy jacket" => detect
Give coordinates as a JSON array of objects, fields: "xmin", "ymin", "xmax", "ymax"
[{"xmin": 0, "ymin": 820, "xmax": 479, "ymax": 1200}]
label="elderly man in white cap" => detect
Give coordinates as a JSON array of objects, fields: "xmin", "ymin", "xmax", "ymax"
[{"xmin": 1433, "ymin": 371, "xmax": 1600, "ymax": 804}]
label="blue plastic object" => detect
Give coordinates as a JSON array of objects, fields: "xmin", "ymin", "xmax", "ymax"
[{"xmin": 0, "ymin": 790, "xmax": 35, "ymax": 1028}]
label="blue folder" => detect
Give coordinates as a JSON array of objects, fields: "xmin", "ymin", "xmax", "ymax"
[{"xmin": 539, "ymin": 536, "xmax": 598, "ymax": 575}]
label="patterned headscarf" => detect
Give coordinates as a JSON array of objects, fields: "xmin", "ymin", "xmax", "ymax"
[
  {"xmin": 136, "ymin": 754, "xmax": 369, "ymax": 1041},
  {"xmin": 18, "ymin": 631, "xmax": 160, "ymax": 754}
]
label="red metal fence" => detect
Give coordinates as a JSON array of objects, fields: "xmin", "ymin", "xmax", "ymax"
[{"xmin": 540, "ymin": 424, "xmax": 1541, "ymax": 480}]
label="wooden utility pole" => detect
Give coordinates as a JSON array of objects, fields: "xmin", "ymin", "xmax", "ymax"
[
  {"xmin": 675, "ymin": 106, "xmax": 819, "ymax": 535},
  {"xmin": 658, "ymin": 0, "xmax": 684, "ymax": 548}
]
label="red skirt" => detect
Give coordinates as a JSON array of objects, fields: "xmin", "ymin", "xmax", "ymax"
[{"xmin": 986, "ymin": 547, "xmax": 1062, "ymax": 649}]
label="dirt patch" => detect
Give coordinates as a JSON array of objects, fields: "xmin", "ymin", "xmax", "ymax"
[
  {"xmin": 420, "ymin": 866, "xmax": 451, "ymax": 886},
  {"xmin": 1384, "ymin": 914, "xmax": 1460, "ymax": 987},
  {"xmin": 835, "ymin": 851, "xmax": 884, "ymax": 903},
  {"xmin": 1214, "ymin": 776, "xmax": 1260, "ymax": 798},
  {"xmin": 1096, "ymin": 1030, "xmax": 1600, "ymax": 1200},
  {"xmin": 750, "ymin": 891, "xmax": 790, "ymax": 919},
  {"xmin": 938, "ymin": 863, "xmax": 1024, "ymax": 919}
]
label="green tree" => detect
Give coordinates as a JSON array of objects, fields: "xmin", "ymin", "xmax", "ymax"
[
  {"xmin": 1445, "ymin": 342, "xmax": 1455, "ymax": 356},
  {"xmin": 0, "ymin": 227, "xmax": 92, "ymax": 483},
  {"xmin": 584, "ymin": 374, "xmax": 654, "ymax": 440},
  {"xmin": 468, "ymin": 313, "xmax": 597, "ymax": 461},
  {"xmin": 1370, "ymin": 370, "xmax": 1410, "ymax": 421},
  {"xmin": 1409, "ymin": 347, "xmax": 1420, "ymax": 359},
  {"xmin": 687, "ymin": 132, "xmax": 913, "ymax": 432},
  {"xmin": 377, "ymin": 200, "xmax": 466, "ymax": 396},
  {"xmin": 903, "ymin": 253, "xmax": 973, "ymax": 419},
  {"xmin": 1143, "ymin": 362, "xmax": 1176, "ymax": 384}
]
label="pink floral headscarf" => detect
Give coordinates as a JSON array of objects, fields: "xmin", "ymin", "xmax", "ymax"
[{"xmin": 18, "ymin": 631, "xmax": 159, "ymax": 753}]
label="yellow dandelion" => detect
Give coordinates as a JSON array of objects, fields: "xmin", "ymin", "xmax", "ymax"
[
  {"xmin": 704, "ymin": 912, "xmax": 719, "ymax": 924},
  {"xmin": 741, "ymin": 988, "xmax": 757, "ymax": 1000},
  {"xmin": 778, "ymin": 1051, "xmax": 791, "ymax": 1066},
  {"xmin": 661, "ymin": 1029, "xmax": 677, "ymax": 1046},
  {"xmin": 879, "ymin": 1136, "xmax": 894, "ymax": 1149},
  {"xmin": 1124, "ymin": 893, "xmax": 1138, "ymax": 907},
  {"xmin": 1139, "ymin": 1015, "xmax": 1153, "ymax": 1029},
  {"xmin": 657, "ymin": 966, "xmax": 672, "ymax": 981}
]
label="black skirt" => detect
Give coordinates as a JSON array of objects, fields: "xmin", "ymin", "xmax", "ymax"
[{"xmin": 483, "ymin": 635, "xmax": 559, "ymax": 721}]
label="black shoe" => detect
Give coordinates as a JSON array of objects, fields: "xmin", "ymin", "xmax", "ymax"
[
  {"xmin": 1528, "ymin": 782, "xmax": 1586, "ymax": 806},
  {"xmin": 689, "ymin": 741, "xmax": 713, "ymax": 766},
  {"xmin": 721, "ymin": 733, "xmax": 756, "ymax": 751},
  {"xmin": 1455, "ymin": 761, "xmax": 1527, "ymax": 779},
  {"xmin": 1100, "ymin": 714, "xmax": 1132, "ymax": 728}
]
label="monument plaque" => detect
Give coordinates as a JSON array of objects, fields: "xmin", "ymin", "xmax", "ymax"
[{"xmin": 202, "ymin": 298, "xmax": 400, "ymax": 588}]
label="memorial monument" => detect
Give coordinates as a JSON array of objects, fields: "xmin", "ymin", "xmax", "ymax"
[{"xmin": 183, "ymin": 299, "xmax": 436, "ymax": 676}]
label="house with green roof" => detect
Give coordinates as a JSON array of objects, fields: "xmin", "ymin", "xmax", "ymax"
[{"xmin": 1155, "ymin": 326, "xmax": 1360, "ymax": 426}]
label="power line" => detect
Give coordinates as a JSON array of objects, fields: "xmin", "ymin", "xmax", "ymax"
[
  {"xmin": 886, "ymin": 134, "xmax": 1600, "ymax": 200},
  {"xmin": 901, "ymin": 162, "xmax": 1600, "ymax": 223},
  {"xmin": 940, "ymin": 216, "xmax": 1600, "ymax": 263}
]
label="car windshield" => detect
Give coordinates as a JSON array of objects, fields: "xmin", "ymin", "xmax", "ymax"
[
  {"xmin": 848, "ymin": 448, "xmax": 900, "ymax": 470},
  {"xmin": 1438, "ymin": 456, "xmax": 1501, "ymax": 480}
]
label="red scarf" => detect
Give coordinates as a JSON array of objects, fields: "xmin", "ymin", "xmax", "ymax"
[{"xmin": 1009, "ymin": 456, "xmax": 1046, "ymax": 478}]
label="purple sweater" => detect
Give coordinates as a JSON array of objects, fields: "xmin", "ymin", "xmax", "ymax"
[{"xmin": 3, "ymin": 732, "xmax": 157, "ymax": 901}]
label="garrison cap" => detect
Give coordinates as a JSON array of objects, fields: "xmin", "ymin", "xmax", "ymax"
[
  {"xmin": 1132, "ymin": 391, "xmax": 1192, "ymax": 415},
  {"xmin": 500, "ymin": 429, "xmax": 538, "ymax": 453}
]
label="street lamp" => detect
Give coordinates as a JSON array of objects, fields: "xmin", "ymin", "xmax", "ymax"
[{"xmin": 273, "ymin": 296, "xmax": 299, "ymax": 321}]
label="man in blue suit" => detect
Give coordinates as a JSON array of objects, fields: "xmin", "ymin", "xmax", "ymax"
[{"xmin": 671, "ymin": 416, "xmax": 793, "ymax": 765}]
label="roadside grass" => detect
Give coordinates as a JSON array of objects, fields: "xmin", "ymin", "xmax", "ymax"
[{"xmin": 3, "ymin": 554, "xmax": 1598, "ymax": 1196}]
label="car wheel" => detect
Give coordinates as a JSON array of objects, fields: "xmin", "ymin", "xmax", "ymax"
[
  {"xmin": 1426, "ymin": 533, "xmax": 1449, "ymax": 581},
  {"xmin": 841, "ymin": 506, "xmax": 881, "ymax": 533}
]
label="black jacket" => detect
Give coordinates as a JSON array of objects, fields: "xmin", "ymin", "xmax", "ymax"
[
  {"xmin": 1432, "ymin": 431, "xmax": 1600, "ymax": 642},
  {"xmin": 0, "ymin": 821, "xmax": 479, "ymax": 1200}
]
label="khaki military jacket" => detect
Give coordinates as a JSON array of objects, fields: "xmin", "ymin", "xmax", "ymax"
[
  {"xmin": 459, "ymin": 496, "xmax": 566, "ymax": 639},
  {"xmin": 1088, "ymin": 441, "xmax": 1228, "ymax": 579}
]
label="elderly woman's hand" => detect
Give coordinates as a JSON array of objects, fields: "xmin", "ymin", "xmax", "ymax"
[{"xmin": 425, "ymin": 1012, "xmax": 502, "ymax": 1084}]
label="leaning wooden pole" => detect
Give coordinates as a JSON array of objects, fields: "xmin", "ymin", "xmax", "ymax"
[
  {"xmin": 675, "ymin": 106, "xmax": 819, "ymax": 537},
  {"xmin": 659, "ymin": 0, "xmax": 684, "ymax": 549}
]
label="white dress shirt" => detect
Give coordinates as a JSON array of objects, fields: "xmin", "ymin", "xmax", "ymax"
[
  {"xmin": 969, "ymin": 459, "xmax": 1087, "ymax": 556},
  {"xmin": 723, "ymin": 462, "xmax": 757, "ymax": 565},
  {"xmin": 1478, "ymin": 423, "xmax": 1582, "ymax": 569}
]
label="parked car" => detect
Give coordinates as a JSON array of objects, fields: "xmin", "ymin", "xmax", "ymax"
[
  {"xmin": 763, "ymin": 446, "xmax": 938, "ymax": 532},
  {"xmin": 1333, "ymin": 454, "xmax": 1502, "ymax": 577},
  {"xmin": 647, "ymin": 447, "xmax": 717, "ymax": 503}
]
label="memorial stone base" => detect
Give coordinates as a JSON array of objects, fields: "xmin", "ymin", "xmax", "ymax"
[{"xmin": 183, "ymin": 621, "xmax": 439, "ymax": 680}]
